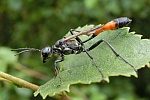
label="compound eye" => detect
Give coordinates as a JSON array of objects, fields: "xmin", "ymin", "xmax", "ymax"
[
  {"xmin": 41, "ymin": 46, "xmax": 52, "ymax": 63},
  {"xmin": 42, "ymin": 47, "xmax": 51, "ymax": 53}
]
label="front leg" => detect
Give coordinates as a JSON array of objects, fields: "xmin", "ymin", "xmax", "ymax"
[{"xmin": 54, "ymin": 54, "xmax": 64, "ymax": 86}]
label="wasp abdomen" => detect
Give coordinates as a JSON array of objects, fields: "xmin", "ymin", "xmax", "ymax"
[
  {"xmin": 113, "ymin": 17, "xmax": 132, "ymax": 28},
  {"xmin": 93, "ymin": 17, "xmax": 132, "ymax": 37}
]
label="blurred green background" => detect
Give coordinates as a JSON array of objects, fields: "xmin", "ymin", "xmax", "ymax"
[{"xmin": 0, "ymin": 0, "xmax": 150, "ymax": 100}]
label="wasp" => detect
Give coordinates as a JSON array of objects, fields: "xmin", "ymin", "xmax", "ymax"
[{"xmin": 11, "ymin": 17, "xmax": 137, "ymax": 86}]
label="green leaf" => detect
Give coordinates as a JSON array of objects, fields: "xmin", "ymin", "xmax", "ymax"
[{"xmin": 34, "ymin": 26, "xmax": 150, "ymax": 99}]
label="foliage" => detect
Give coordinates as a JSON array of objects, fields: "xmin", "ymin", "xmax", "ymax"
[
  {"xmin": 34, "ymin": 27, "xmax": 150, "ymax": 99},
  {"xmin": 0, "ymin": 0, "xmax": 150, "ymax": 100}
]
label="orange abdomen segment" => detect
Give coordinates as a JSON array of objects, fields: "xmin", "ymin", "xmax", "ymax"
[{"xmin": 93, "ymin": 21, "xmax": 117, "ymax": 36}]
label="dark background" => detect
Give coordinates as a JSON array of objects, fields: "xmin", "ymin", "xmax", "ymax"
[{"xmin": 0, "ymin": 0, "xmax": 150, "ymax": 100}]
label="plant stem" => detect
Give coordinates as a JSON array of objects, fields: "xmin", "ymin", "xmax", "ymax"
[
  {"xmin": 0, "ymin": 71, "xmax": 72, "ymax": 99},
  {"xmin": 0, "ymin": 71, "xmax": 39, "ymax": 91},
  {"xmin": 52, "ymin": 91, "xmax": 72, "ymax": 100}
]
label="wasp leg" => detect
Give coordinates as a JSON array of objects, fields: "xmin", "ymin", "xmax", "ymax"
[
  {"xmin": 69, "ymin": 30, "xmax": 104, "ymax": 80},
  {"xmin": 70, "ymin": 29, "xmax": 94, "ymax": 43},
  {"xmin": 87, "ymin": 39, "xmax": 138, "ymax": 75},
  {"xmin": 54, "ymin": 55, "xmax": 64, "ymax": 86}
]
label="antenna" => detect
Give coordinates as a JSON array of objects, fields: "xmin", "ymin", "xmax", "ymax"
[{"xmin": 11, "ymin": 48, "xmax": 41, "ymax": 56}]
